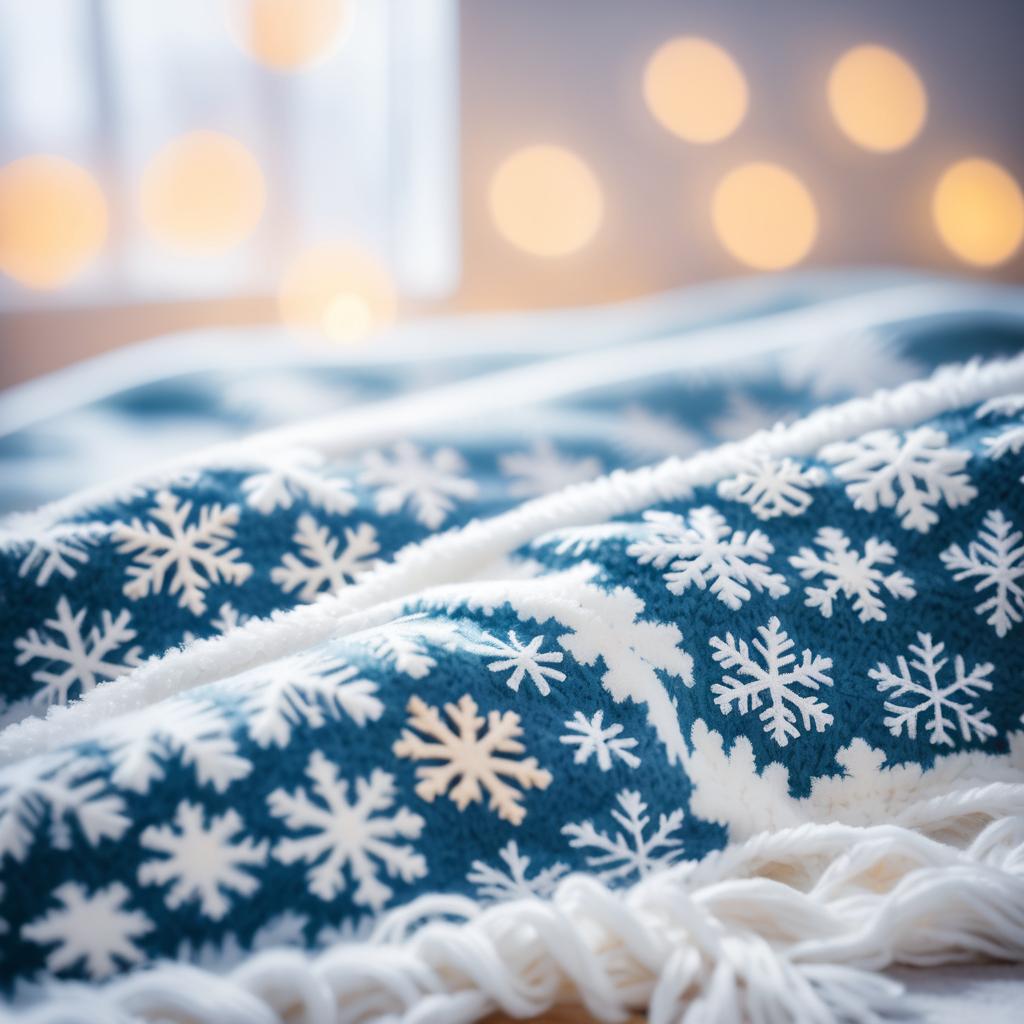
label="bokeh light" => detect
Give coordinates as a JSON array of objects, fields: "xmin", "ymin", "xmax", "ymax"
[
  {"xmin": 711, "ymin": 162, "xmax": 818, "ymax": 270},
  {"xmin": 643, "ymin": 37, "xmax": 748, "ymax": 144},
  {"xmin": 933, "ymin": 158, "xmax": 1024, "ymax": 267},
  {"xmin": 489, "ymin": 145, "xmax": 604, "ymax": 258},
  {"xmin": 278, "ymin": 242, "xmax": 396, "ymax": 343},
  {"xmin": 0, "ymin": 155, "xmax": 108, "ymax": 290},
  {"xmin": 139, "ymin": 131, "xmax": 266, "ymax": 253},
  {"xmin": 828, "ymin": 45, "xmax": 927, "ymax": 152},
  {"xmin": 224, "ymin": 0, "xmax": 350, "ymax": 71}
]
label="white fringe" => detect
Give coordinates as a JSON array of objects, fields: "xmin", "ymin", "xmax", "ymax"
[{"xmin": 10, "ymin": 791, "xmax": 1024, "ymax": 1024}]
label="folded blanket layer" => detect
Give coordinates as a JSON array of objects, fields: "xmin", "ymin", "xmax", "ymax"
[{"xmin": 2, "ymin": 275, "xmax": 1024, "ymax": 1022}]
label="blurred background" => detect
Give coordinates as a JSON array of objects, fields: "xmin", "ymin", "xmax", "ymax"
[{"xmin": 1, "ymin": 0, "xmax": 1023, "ymax": 387}]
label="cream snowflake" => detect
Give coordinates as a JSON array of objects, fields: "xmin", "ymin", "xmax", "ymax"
[
  {"xmin": 710, "ymin": 616, "xmax": 834, "ymax": 746},
  {"xmin": 361, "ymin": 441, "xmax": 478, "ymax": 529},
  {"xmin": 871, "ymin": 633, "xmax": 995, "ymax": 746},
  {"xmin": 14, "ymin": 596, "xmax": 142, "ymax": 705},
  {"xmin": 22, "ymin": 882, "xmax": 152, "ymax": 979},
  {"xmin": 627, "ymin": 506, "xmax": 789, "ymax": 610},
  {"xmin": 716, "ymin": 452, "xmax": 826, "ymax": 520},
  {"xmin": 562, "ymin": 789, "xmax": 685, "ymax": 883},
  {"xmin": 271, "ymin": 515, "xmax": 379, "ymax": 601},
  {"xmin": 393, "ymin": 694, "xmax": 553, "ymax": 825},
  {"xmin": 941, "ymin": 509, "xmax": 1024, "ymax": 637},
  {"xmin": 465, "ymin": 628, "xmax": 566, "ymax": 696},
  {"xmin": 113, "ymin": 490, "xmax": 253, "ymax": 614},
  {"xmin": 139, "ymin": 801, "xmax": 267, "ymax": 919},
  {"xmin": 789, "ymin": 527, "xmax": 916, "ymax": 622},
  {"xmin": 269, "ymin": 752, "xmax": 426, "ymax": 908},
  {"xmin": 820, "ymin": 426, "xmax": 976, "ymax": 533},
  {"xmin": 467, "ymin": 840, "xmax": 568, "ymax": 902}
]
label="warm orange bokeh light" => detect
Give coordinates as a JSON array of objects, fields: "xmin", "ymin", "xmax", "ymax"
[
  {"xmin": 0, "ymin": 155, "xmax": 108, "ymax": 289},
  {"xmin": 225, "ymin": 0, "xmax": 350, "ymax": 71},
  {"xmin": 711, "ymin": 162, "xmax": 818, "ymax": 270},
  {"xmin": 643, "ymin": 37, "xmax": 748, "ymax": 144},
  {"xmin": 489, "ymin": 145, "xmax": 604, "ymax": 258},
  {"xmin": 933, "ymin": 158, "xmax": 1024, "ymax": 267},
  {"xmin": 828, "ymin": 45, "xmax": 927, "ymax": 152},
  {"xmin": 278, "ymin": 243, "xmax": 396, "ymax": 343},
  {"xmin": 139, "ymin": 131, "xmax": 266, "ymax": 253}
]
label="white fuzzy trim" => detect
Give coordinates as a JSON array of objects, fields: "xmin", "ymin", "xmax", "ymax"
[{"xmin": 9, "ymin": 793, "xmax": 1024, "ymax": 1024}]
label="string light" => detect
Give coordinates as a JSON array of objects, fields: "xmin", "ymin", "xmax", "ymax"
[
  {"xmin": 489, "ymin": 145, "xmax": 603, "ymax": 258},
  {"xmin": 139, "ymin": 131, "xmax": 266, "ymax": 253},
  {"xmin": 278, "ymin": 243, "xmax": 396, "ymax": 343},
  {"xmin": 224, "ymin": 0, "xmax": 350, "ymax": 71},
  {"xmin": 643, "ymin": 37, "xmax": 748, "ymax": 144},
  {"xmin": 828, "ymin": 45, "xmax": 926, "ymax": 152},
  {"xmin": 933, "ymin": 158, "xmax": 1023, "ymax": 266},
  {"xmin": 0, "ymin": 155, "xmax": 108, "ymax": 289},
  {"xmin": 711, "ymin": 162, "xmax": 818, "ymax": 270}
]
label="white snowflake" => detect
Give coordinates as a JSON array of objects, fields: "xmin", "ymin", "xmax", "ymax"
[
  {"xmin": 14, "ymin": 596, "xmax": 142, "ymax": 706},
  {"xmin": 499, "ymin": 439, "xmax": 601, "ymax": 497},
  {"xmin": 355, "ymin": 614, "xmax": 447, "ymax": 679},
  {"xmin": 139, "ymin": 801, "xmax": 268, "ymax": 919},
  {"xmin": 871, "ymin": 633, "xmax": 995, "ymax": 746},
  {"xmin": 467, "ymin": 840, "xmax": 569, "ymax": 902},
  {"xmin": 710, "ymin": 616, "xmax": 834, "ymax": 746},
  {"xmin": 789, "ymin": 527, "xmax": 916, "ymax": 623},
  {"xmin": 16, "ymin": 523, "xmax": 107, "ymax": 586},
  {"xmin": 268, "ymin": 752, "xmax": 427, "ymax": 908},
  {"xmin": 534, "ymin": 521, "xmax": 635, "ymax": 557},
  {"xmin": 230, "ymin": 651, "xmax": 383, "ymax": 748},
  {"xmin": 393, "ymin": 693, "xmax": 553, "ymax": 825},
  {"xmin": 627, "ymin": 506, "xmax": 789, "ymax": 610},
  {"xmin": 560, "ymin": 710, "xmax": 640, "ymax": 771},
  {"xmin": 716, "ymin": 452, "xmax": 827, "ymax": 520},
  {"xmin": 361, "ymin": 440, "xmax": 478, "ymax": 529},
  {"xmin": 272, "ymin": 515, "xmax": 379, "ymax": 601},
  {"xmin": 978, "ymin": 395, "xmax": 1024, "ymax": 470},
  {"xmin": 941, "ymin": 510, "xmax": 1024, "ymax": 637},
  {"xmin": 103, "ymin": 697, "xmax": 251, "ymax": 795},
  {"xmin": 613, "ymin": 405, "xmax": 702, "ymax": 463},
  {"xmin": 241, "ymin": 449, "xmax": 356, "ymax": 516},
  {"xmin": 465, "ymin": 629, "xmax": 566, "ymax": 696},
  {"xmin": 0, "ymin": 755, "xmax": 128, "ymax": 863},
  {"xmin": 820, "ymin": 426, "xmax": 977, "ymax": 533},
  {"xmin": 22, "ymin": 882, "xmax": 152, "ymax": 979},
  {"xmin": 182, "ymin": 602, "xmax": 250, "ymax": 645},
  {"xmin": 562, "ymin": 789, "xmax": 685, "ymax": 883},
  {"xmin": 113, "ymin": 490, "xmax": 253, "ymax": 614}
]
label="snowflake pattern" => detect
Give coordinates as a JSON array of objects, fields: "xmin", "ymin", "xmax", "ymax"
[
  {"xmin": 465, "ymin": 629, "xmax": 566, "ymax": 696},
  {"xmin": 710, "ymin": 616, "xmax": 834, "ymax": 746},
  {"xmin": 139, "ymin": 802, "xmax": 267, "ymax": 919},
  {"xmin": 820, "ymin": 427, "xmax": 977, "ymax": 533},
  {"xmin": 562, "ymin": 789, "xmax": 685, "ymax": 883},
  {"xmin": 22, "ymin": 882, "xmax": 152, "ymax": 979},
  {"xmin": 272, "ymin": 515, "xmax": 380, "ymax": 601},
  {"xmin": 716, "ymin": 452, "xmax": 826, "ymax": 520},
  {"xmin": 978, "ymin": 395, "xmax": 1024, "ymax": 469},
  {"xmin": 560, "ymin": 710, "xmax": 640, "ymax": 771},
  {"xmin": 113, "ymin": 490, "xmax": 253, "ymax": 614},
  {"xmin": 269, "ymin": 752, "xmax": 426, "ymax": 908},
  {"xmin": 627, "ymin": 506, "xmax": 789, "ymax": 610},
  {"xmin": 467, "ymin": 840, "xmax": 569, "ymax": 902},
  {"xmin": 393, "ymin": 694, "xmax": 553, "ymax": 824},
  {"xmin": 499, "ymin": 439, "xmax": 602, "ymax": 497},
  {"xmin": 789, "ymin": 527, "xmax": 916, "ymax": 622},
  {"xmin": 241, "ymin": 449, "xmax": 356, "ymax": 516},
  {"xmin": 361, "ymin": 441, "xmax": 478, "ymax": 529},
  {"xmin": 870, "ymin": 633, "xmax": 995, "ymax": 746},
  {"xmin": 14, "ymin": 596, "xmax": 142, "ymax": 705},
  {"xmin": 231, "ymin": 651, "xmax": 383, "ymax": 748},
  {"xmin": 355, "ymin": 614, "xmax": 446, "ymax": 679},
  {"xmin": 941, "ymin": 510, "xmax": 1024, "ymax": 637},
  {"xmin": 16, "ymin": 524, "xmax": 105, "ymax": 586}
]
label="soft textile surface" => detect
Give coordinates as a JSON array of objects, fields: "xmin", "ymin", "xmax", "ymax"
[{"xmin": 2, "ymin": 275, "xmax": 1024, "ymax": 1022}]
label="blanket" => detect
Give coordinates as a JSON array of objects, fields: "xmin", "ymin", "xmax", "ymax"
[{"xmin": 2, "ymin": 273, "xmax": 1024, "ymax": 1023}]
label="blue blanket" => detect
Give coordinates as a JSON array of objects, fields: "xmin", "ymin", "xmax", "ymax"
[{"xmin": 2, "ymin": 273, "xmax": 1024, "ymax": 1023}]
